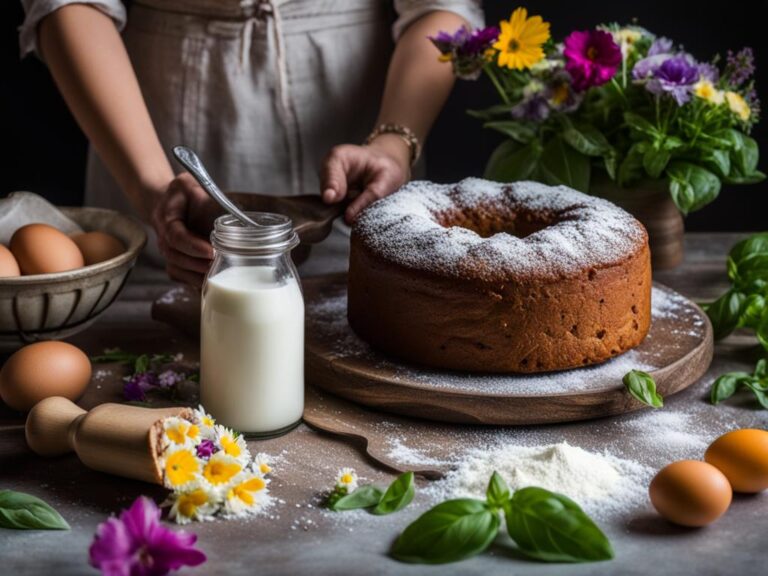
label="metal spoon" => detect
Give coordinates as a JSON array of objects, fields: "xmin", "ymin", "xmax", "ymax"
[{"xmin": 172, "ymin": 145, "xmax": 262, "ymax": 228}]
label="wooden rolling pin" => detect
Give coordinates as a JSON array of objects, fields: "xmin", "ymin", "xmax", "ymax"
[{"xmin": 25, "ymin": 397, "xmax": 191, "ymax": 484}]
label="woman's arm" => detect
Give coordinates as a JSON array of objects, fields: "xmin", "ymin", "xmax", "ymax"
[
  {"xmin": 321, "ymin": 10, "xmax": 468, "ymax": 222},
  {"xmin": 38, "ymin": 4, "xmax": 215, "ymax": 284}
]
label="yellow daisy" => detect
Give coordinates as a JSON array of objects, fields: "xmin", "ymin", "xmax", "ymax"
[
  {"xmin": 163, "ymin": 417, "xmax": 200, "ymax": 447},
  {"xmin": 725, "ymin": 91, "xmax": 751, "ymax": 121},
  {"xmin": 224, "ymin": 473, "xmax": 269, "ymax": 516},
  {"xmin": 163, "ymin": 448, "xmax": 200, "ymax": 488},
  {"xmin": 253, "ymin": 453, "xmax": 273, "ymax": 475},
  {"xmin": 214, "ymin": 425, "xmax": 250, "ymax": 464},
  {"xmin": 168, "ymin": 483, "xmax": 218, "ymax": 525},
  {"xmin": 203, "ymin": 453, "xmax": 242, "ymax": 486},
  {"xmin": 493, "ymin": 7, "xmax": 550, "ymax": 70},
  {"xmin": 694, "ymin": 80, "xmax": 725, "ymax": 105}
]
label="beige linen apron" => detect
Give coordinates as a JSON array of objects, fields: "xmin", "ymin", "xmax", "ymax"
[{"xmin": 85, "ymin": 0, "xmax": 395, "ymax": 263}]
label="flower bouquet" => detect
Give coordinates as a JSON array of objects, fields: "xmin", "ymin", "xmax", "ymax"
[{"xmin": 431, "ymin": 7, "xmax": 763, "ymax": 267}]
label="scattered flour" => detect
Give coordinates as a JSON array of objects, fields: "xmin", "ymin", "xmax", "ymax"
[
  {"xmin": 386, "ymin": 438, "xmax": 450, "ymax": 467},
  {"xmin": 424, "ymin": 441, "xmax": 653, "ymax": 519}
]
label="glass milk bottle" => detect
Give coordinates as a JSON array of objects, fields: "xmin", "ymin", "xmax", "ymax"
[{"xmin": 201, "ymin": 213, "xmax": 303, "ymax": 437}]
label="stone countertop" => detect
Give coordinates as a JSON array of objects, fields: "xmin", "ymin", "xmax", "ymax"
[{"xmin": 1, "ymin": 232, "xmax": 766, "ymax": 576}]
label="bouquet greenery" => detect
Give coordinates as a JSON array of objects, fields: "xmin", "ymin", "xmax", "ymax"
[{"xmin": 431, "ymin": 7, "xmax": 764, "ymax": 214}]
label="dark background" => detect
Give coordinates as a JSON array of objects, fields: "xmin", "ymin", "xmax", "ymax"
[{"xmin": 4, "ymin": 1, "xmax": 767, "ymax": 230}]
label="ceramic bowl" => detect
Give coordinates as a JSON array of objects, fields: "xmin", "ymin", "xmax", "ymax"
[{"xmin": 0, "ymin": 207, "xmax": 147, "ymax": 351}]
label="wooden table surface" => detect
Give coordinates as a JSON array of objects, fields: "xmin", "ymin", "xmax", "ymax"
[{"xmin": 1, "ymin": 232, "xmax": 767, "ymax": 576}]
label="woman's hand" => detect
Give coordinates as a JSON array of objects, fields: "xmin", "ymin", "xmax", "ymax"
[
  {"xmin": 320, "ymin": 134, "xmax": 411, "ymax": 223},
  {"xmin": 149, "ymin": 172, "xmax": 220, "ymax": 287}
]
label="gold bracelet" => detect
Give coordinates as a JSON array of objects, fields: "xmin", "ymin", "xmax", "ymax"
[{"xmin": 364, "ymin": 123, "xmax": 422, "ymax": 166}]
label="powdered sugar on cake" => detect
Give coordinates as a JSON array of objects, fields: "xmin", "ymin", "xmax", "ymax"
[{"xmin": 354, "ymin": 178, "xmax": 647, "ymax": 281}]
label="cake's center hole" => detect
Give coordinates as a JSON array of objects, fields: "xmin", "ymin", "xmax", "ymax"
[{"xmin": 440, "ymin": 208, "xmax": 553, "ymax": 239}]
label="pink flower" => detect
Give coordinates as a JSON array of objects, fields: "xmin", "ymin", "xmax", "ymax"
[
  {"xmin": 563, "ymin": 30, "xmax": 622, "ymax": 91},
  {"xmin": 89, "ymin": 497, "xmax": 206, "ymax": 576}
]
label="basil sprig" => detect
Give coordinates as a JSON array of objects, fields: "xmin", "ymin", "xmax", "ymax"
[
  {"xmin": 0, "ymin": 490, "xmax": 69, "ymax": 530},
  {"xmin": 391, "ymin": 472, "xmax": 613, "ymax": 565},
  {"xmin": 711, "ymin": 358, "xmax": 768, "ymax": 409},
  {"xmin": 623, "ymin": 370, "xmax": 663, "ymax": 408},
  {"xmin": 704, "ymin": 232, "xmax": 768, "ymax": 349},
  {"xmin": 330, "ymin": 472, "xmax": 414, "ymax": 515}
]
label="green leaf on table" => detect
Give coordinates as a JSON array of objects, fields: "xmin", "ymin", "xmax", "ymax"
[
  {"xmin": 623, "ymin": 369, "xmax": 663, "ymax": 408},
  {"xmin": 484, "ymin": 121, "xmax": 536, "ymax": 144},
  {"xmin": 504, "ymin": 487, "xmax": 613, "ymax": 563},
  {"xmin": 666, "ymin": 162, "xmax": 721, "ymax": 215},
  {"xmin": 134, "ymin": 354, "xmax": 150, "ymax": 374},
  {"xmin": 329, "ymin": 485, "xmax": 384, "ymax": 512},
  {"xmin": 538, "ymin": 135, "xmax": 590, "ymax": 192},
  {"xmin": 486, "ymin": 471, "xmax": 511, "ymax": 509},
  {"xmin": 484, "ymin": 139, "xmax": 541, "ymax": 183},
  {"xmin": 743, "ymin": 380, "xmax": 768, "ymax": 409},
  {"xmin": 0, "ymin": 490, "xmax": 69, "ymax": 530},
  {"xmin": 373, "ymin": 472, "xmax": 415, "ymax": 516},
  {"xmin": 705, "ymin": 290, "xmax": 746, "ymax": 340},
  {"xmin": 755, "ymin": 358, "xmax": 768, "ymax": 379},
  {"xmin": 391, "ymin": 499, "xmax": 500, "ymax": 564},
  {"xmin": 643, "ymin": 146, "xmax": 671, "ymax": 179},
  {"xmin": 90, "ymin": 348, "xmax": 140, "ymax": 364},
  {"xmin": 710, "ymin": 372, "xmax": 751, "ymax": 404}
]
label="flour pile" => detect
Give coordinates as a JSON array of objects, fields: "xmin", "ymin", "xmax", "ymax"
[{"xmin": 425, "ymin": 442, "xmax": 653, "ymax": 518}]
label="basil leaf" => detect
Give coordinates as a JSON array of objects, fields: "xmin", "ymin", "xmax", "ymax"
[
  {"xmin": 561, "ymin": 118, "xmax": 612, "ymax": 157},
  {"xmin": 734, "ymin": 135, "xmax": 759, "ymax": 175},
  {"xmin": 755, "ymin": 359, "xmax": 768, "ymax": 379},
  {"xmin": 484, "ymin": 121, "xmax": 536, "ymax": 144},
  {"xmin": 734, "ymin": 254, "xmax": 768, "ymax": 289},
  {"xmin": 757, "ymin": 314, "xmax": 768, "ymax": 353},
  {"xmin": 710, "ymin": 372, "xmax": 751, "ymax": 404},
  {"xmin": 391, "ymin": 499, "xmax": 499, "ymax": 564},
  {"xmin": 538, "ymin": 135, "xmax": 591, "ymax": 193},
  {"xmin": 90, "ymin": 349, "xmax": 139, "ymax": 364},
  {"xmin": 643, "ymin": 147, "xmax": 671, "ymax": 179},
  {"xmin": 743, "ymin": 381, "xmax": 768, "ymax": 409},
  {"xmin": 484, "ymin": 139, "xmax": 541, "ymax": 183},
  {"xmin": 623, "ymin": 370, "xmax": 663, "ymax": 408},
  {"xmin": 0, "ymin": 490, "xmax": 69, "ymax": 530},
  {"xmin": 729, "ymin": 232, "xmax": 768, "ymax": 266},
  {"xmin": 702, "ymin": 148, "xmax": 731, "ymax": 178},
  {"xmin": 329, "ymin": 485, "xmax": 384, "ymax": 512},
  {"xmin": 486, "ymin": 471, "xmax": 510, "ymax": 509},
  {"xmin": 505, "ymin": 487, "xmax": 613, "ymax": 563},
  {"xmin": 618, "ymin": 142, "xmax": 646, "ymax": 186},
  {"xmin": 706, "ymin": 290, "xmax": 746, "ymax": 340},
  {"xmin": 722, "ymin": 170, "xmax": 767, "ymax": 184},
  {"xmin": 739, "ymin": 294, "xmax": 766, "ymax": 329},
  {"xmin": 603, "ymin": 153, "xmax": 618, "ymax": 180},
  {"xmin": 373, "ymin": 472, "xmax": 415, "ymax": 516},
  {"xmin": 666, "ymin": 162, "xmax": 721, "ymax": 215},
  {"xmin": 134, "ymin": 354, "xmax": 150, "ymax": 374}
]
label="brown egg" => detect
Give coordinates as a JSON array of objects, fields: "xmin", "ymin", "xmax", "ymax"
[
  {"xmin": 10, "ymin": 223, "xmax": 85, "ymax": 275},
  {"xmin": 0, "ymin": 244, "xmax": 21, "ymax": 277},
  {"xmin": 0, "ymin": 341, "xmax": 91, "ymax": 412},
  {"xmin": 705, "ymin": 429, "xmax": 768, "ymax": 493},
  {"xmin": 71, "ymin": 231, "xmax": 125, "ymax": 265},
  {"xmin": 649, "ymin": 460, "xmax": 732, "ymax": 527}
]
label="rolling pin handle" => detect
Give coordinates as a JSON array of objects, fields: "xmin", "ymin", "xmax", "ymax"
[{"xmin": 25, "ymin": 396, "xmax": 86, "ymax": 456}]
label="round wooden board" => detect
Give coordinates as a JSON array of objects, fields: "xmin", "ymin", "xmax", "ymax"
[{"xmin": 304, "ymin": 273, "xmax": 714, "ymax": 425}]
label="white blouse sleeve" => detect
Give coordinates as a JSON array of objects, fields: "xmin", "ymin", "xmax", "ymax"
[
  {"xmin": 18, "ymin": 0, "xmax": 127, "ymax": 62},
  {"xmin": 393, "ymin": 0, "xmax": 484, "ymax": 41}
]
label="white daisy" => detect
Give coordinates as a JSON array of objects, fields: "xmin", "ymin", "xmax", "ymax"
[
  {"xmin": 335, "ymin": 467, "xmax": 358, "ymax": 492},
  {"xmin": 214, "ymin": 425, "xmax": 250, "ymax": 465},
  {"xmin": 223, "ymin": 472, "xmax": 271, "ymax": 517},
  {"xmin": 167, "ymin": 481, "xmax": 220, "ymax": 525},
  {"xmin": 252, "ymin": 453, "xmax": 273, "ymax": 476},
  {"xmin": 162, "ymin": 416, "xmax": 200, "ymax": 450},
  {"xmin": 192, "ymin": 405, "xmax": 216, "ymax": 439}
]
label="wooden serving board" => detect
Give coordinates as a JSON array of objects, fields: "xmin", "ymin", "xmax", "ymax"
[{"xmin": 305, "ymin": 273, "xmax": 714, "ymax": 425}]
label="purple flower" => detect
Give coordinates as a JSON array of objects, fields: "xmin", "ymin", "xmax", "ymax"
[
  {"xmin": 647, "ymin": 37, "xmax": 674, "ymax": 57},
  {"xmin": 511, "ymin": 95, "xmax": 550, "ymax": 121},
  {"xmin": 430, "ymin": 25, "xmax": 499, "ymax": 80},
  {"xmin": 725, "ymin": 47, "xmax": 755, "ymax": 86},
  {"xmin": 123, "ymin": 372, "xmax": 159, "ymax": 402},
  {"xmin": 697, "ymin": 62, "xmax": 719, "ymax": 82},
  {"xmin": 563, "ymin": 30, "xmax": 622, "ymax": 91},
  {"xmin": 157, "ymin": 370, "xmax": 184, "ymax": 389},
  {"xmin": 195, "ymin": 439, "xmax": 216, "ymax": 460},
  {"xmin": 89, "ymin": 497, "xmax": 206, "ymax": 576},
  {"xmin": 646, "ymin": 56, "xmax": 699, "ymax": 105}
]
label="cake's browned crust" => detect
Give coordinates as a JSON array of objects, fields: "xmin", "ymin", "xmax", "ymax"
[{"xmin": 347, "ymin": 179, "xmax": 652, "ymax": 374}]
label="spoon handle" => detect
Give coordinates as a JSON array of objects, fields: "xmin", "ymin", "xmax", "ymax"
[{"xmin": 172, "ymin": 145, "xmax": 262, "ymax": 228}]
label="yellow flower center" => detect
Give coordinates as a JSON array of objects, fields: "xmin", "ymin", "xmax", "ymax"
[
  {"xmin": 202, "ymin": 416, "xmax": 215, "ymax": 427},
  {"xmin": 203, "ymin": 458, "xmax": 242, "ymax": 485},
  {"xmin": 551, "ymin": 82, "xmax": 569, "ymax": 105},
  {"xmin": 508, "ymin": 39, "xmax": 520, "ymax": 52},
  {"xmin": 259, "ymin": 463, "xmax": 272, "ymax": 474},
  {"xmin": 229, "ymin": 477, "xmax": 266, "ymax": 506},
  {"xmin": 187, "ymin": 425, "xmax": 199, "ymax": 440},
  {"xmin": 166, "ymin": 425, "xmax": 187, "ymax": 445},
  {"xmin": 341, "ymin": 473, "xmax": 354, "ymax": 485},
  {"xmin": 587, "ymin": 46, "xmax": 598, "ymax": 60},
  {"xmin": 221, "ymin": 435, "xmax": 242, "ymax": 458},
  {"xmin": 178, "ymin": 489, "xmax": 209, "ymax": 518},
  {"xmin": 164, "ymin": 450, "xmax": 199, "ymax": 487}
]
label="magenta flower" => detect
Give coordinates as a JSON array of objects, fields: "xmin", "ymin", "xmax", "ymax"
[
  {"xmin": 564, "ymin": 30, "xmax": 622, "ymax": 91},
  {"xmin": 195, "ymin": 439, "xmax": 216, "ymax": 460},
  {"xmin": 89, "ymin": 497, "xmax": 206, "ymax": 576}
]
